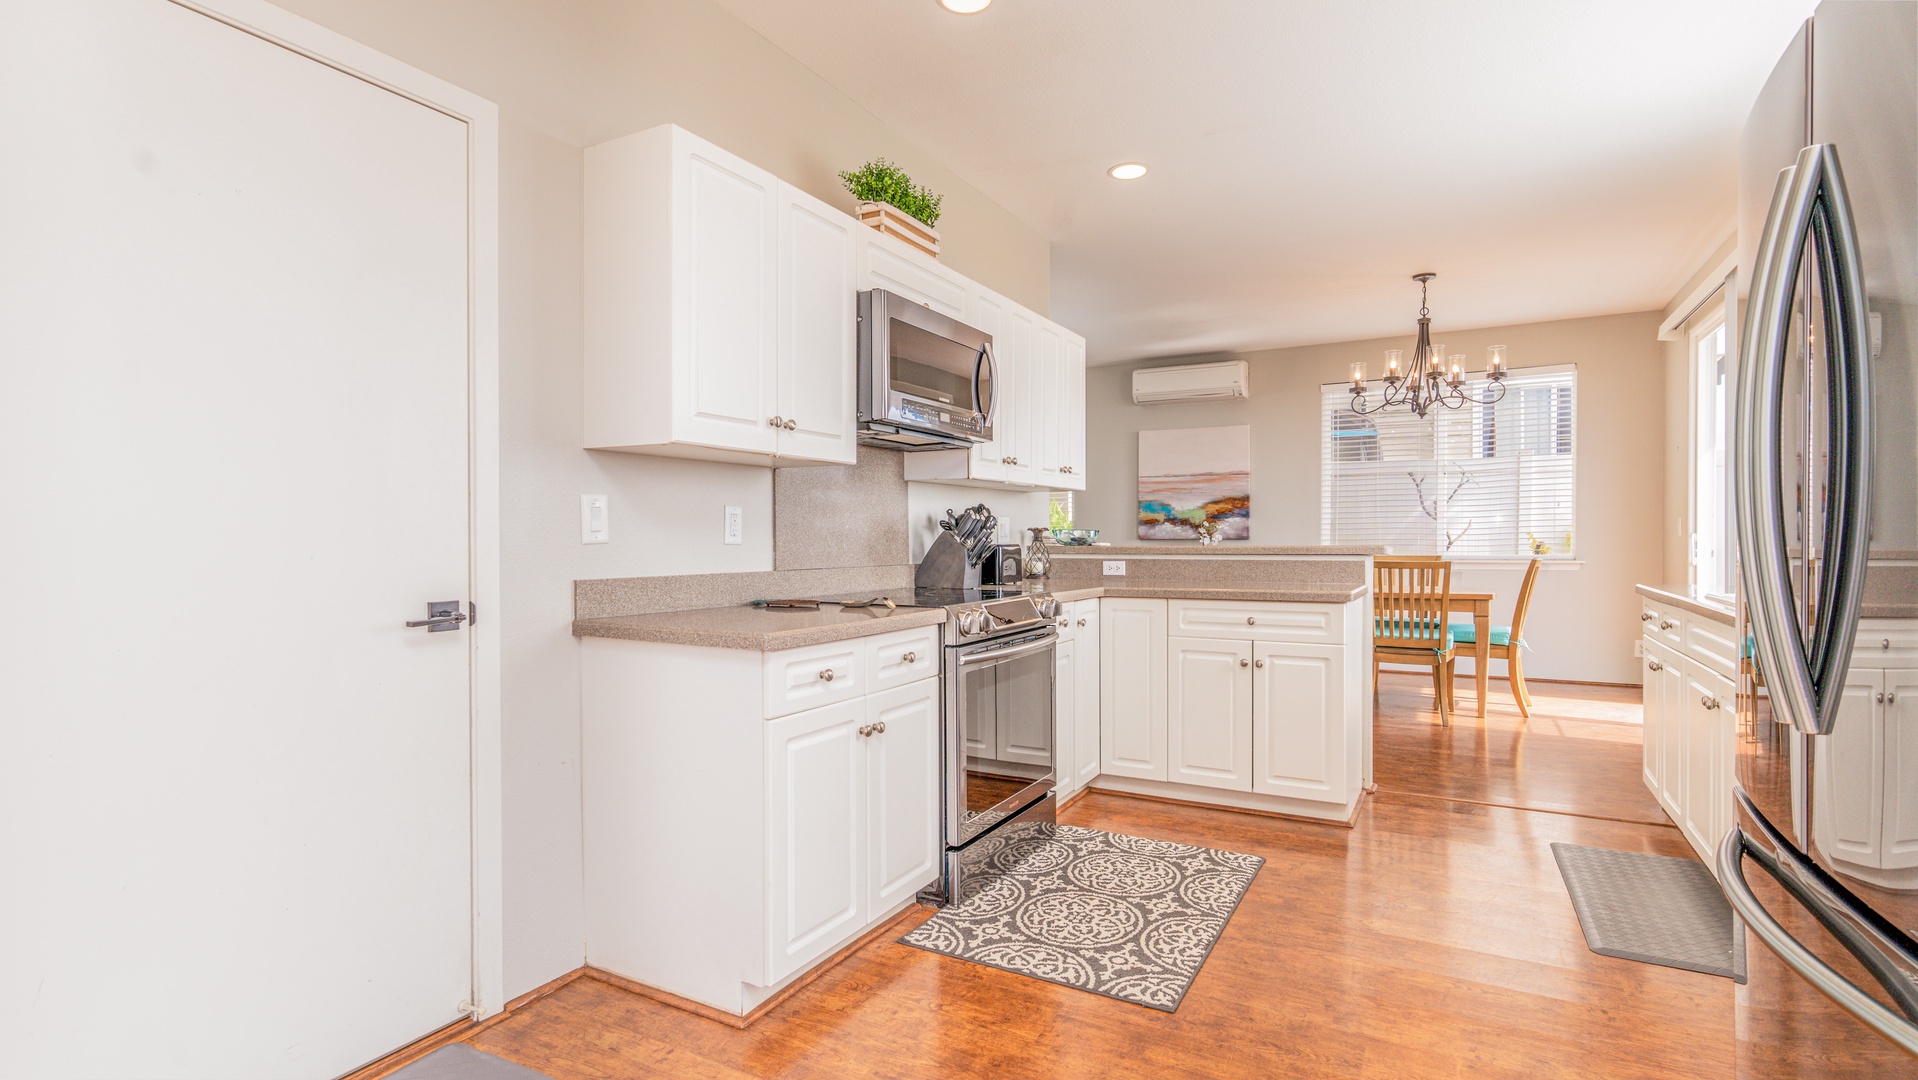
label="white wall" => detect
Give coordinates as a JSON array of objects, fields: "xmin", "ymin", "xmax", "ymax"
[
  {"xmin": 1080, "ymin": 311, "xmax": 1668, "ymax": 685},
  {"xmin": 273, "ymin": 0, "xmax": 1052, "ymax": 998}
]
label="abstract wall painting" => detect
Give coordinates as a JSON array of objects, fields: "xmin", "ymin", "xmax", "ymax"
[{"xmin": 1138, "ymin": 425, "xmax": 1251, "ymax": 541}]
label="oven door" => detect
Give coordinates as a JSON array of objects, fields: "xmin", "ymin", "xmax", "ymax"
[
  {"xmin": 948, "ymin": 628, "xmax": 1054, "ymax": 845},
  {"xmin": 862, "ymin": 289, "xmax": 995, "ymax": 444}
]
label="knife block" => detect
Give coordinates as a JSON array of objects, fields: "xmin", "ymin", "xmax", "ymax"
[{"xmin": 915, "ymin": 531, "xmax": 982, "ymax": 590}]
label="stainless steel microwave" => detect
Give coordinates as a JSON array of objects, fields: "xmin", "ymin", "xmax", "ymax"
[{"xmin": 857, "ymin": 289, "xmax": 995, "ymax": 451}]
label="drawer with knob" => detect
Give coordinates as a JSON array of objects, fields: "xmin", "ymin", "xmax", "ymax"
[
  {"xmin": 1167, "ymin": 599, "xmax": 1343, "ymax": 644},
  {"xmin": 1853, "ymin": 621, "xmax": 1918, "ymax": 669},
  {"xmin": 763, "ymin": 638, "xmax": 865, "ymax": 719},
  {"xmin": 866, "ymin": 625, "xmax": 940, "ymax": 693},
  {"xmin": 1640, "ymin": 601, "xmax": 1683, "ymax": 649}
]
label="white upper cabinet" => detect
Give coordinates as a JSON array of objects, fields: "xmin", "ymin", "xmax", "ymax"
[
  {"xmin": 588, "ymin": 124, "xmax": 1085, "ymax": 479},
  {"xmin": 776, "ymin": 182, "xmax": 858, "ymax": 464},
  {"xmin": 585, "ymin": 125, "xmax": 852, "ymax": 466},
  {"xmin": 859, "ymin": 230, "xmax": 966, "ymax": 318}
]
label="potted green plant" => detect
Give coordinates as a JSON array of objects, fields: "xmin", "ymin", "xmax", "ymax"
[{"xmin": 839, "ymin": 158, "xmax": 943, "ymax": 258}]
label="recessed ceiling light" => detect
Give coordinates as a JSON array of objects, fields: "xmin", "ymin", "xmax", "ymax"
[
  {"xmin": 1108, "ymin": 162, "xmax": 1148, "ymax": 180},
  {"xmin": 939, "ymin": 0, "xmax": 990, "ymax": 12}
]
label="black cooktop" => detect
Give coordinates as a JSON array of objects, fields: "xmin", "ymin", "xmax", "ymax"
[{"xmin": 912, "ymin": 585, "xmax": 1041, "ymax": 606}]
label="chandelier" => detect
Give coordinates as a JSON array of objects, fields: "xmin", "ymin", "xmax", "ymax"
[{"xmin": 1348, "ymin": 273, "xmax": 1507, "ymax": 418}]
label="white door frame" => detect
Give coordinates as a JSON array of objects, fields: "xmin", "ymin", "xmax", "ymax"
[{"xmin": 165, "ymin": 0, "xmax": 506, "ymax": 1020}]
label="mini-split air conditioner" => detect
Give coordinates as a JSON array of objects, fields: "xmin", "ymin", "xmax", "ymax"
[{"xmin": 1131, "ymin": 359, "xmax": 1251, "ymax": 405}]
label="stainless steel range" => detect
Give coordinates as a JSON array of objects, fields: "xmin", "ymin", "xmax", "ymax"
[{"xmin": 914, "ymin": 586, "xmax": 1060, "ymax": 905}]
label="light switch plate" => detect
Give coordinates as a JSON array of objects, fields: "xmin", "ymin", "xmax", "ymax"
[
  {"xmin": 1103, "ymin": 560, "xmax": 1126, "ymax": 576},
  {"xmin": 724, "ymin": 505, "xmax": 743, "ymax": 545},
  {"xmin": 581, "ymin": 494, "xmax": 609, "ymax": 544},
  {"xmin": 1633, "ymin": 639, "xmax": 1645, "ymax": 658}
]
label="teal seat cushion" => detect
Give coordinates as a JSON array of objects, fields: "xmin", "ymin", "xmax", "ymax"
[
  {"xmin": 1451, "ymin": 623, "xmax": 1524, "ymax": 648},
  {"xmin": 1374, "ymin": 617, "xmax": 1455, "ymax": 647}
]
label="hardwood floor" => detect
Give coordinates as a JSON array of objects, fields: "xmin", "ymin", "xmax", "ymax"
[{"xmin": 454, "ymin": 674, "xmax": 1730, "ymax": 1079}]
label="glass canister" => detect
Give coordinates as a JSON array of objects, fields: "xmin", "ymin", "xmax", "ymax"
[{"xmin": 1024, "ymin": 526, "xmax": 1051, "ymax": 578}]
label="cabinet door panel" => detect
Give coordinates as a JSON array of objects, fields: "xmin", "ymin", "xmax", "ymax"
[
  {"xmin": 1074, "ymin": 601, "xmax": 1102, "ymax": 789},
  {"xmin": 1062, "ymin": 335, "xmax": 1086, "ymax": 490},
  {"xmin": 775, "ymin": 183, "xmax": 856, "ymax": 464},
  {"xmin": 765, "ymin": 700, "xmax": 865, "ymax": 983},
  {"xmin": 1640, "ymin": 646, "xmax": 1660, "ymax": 794},
  {"xmin": 1035, "ymin": 322, "xmax": 1066, "ymax": 486},
  {"xmin": 1883, "ymin": 671, "xmax": 1918, "ymax": 869},
  {"xmin": 1656, "ymin": 650, "xmax": 1687, "ymax": 816},
  {"xmin": 1814, "ymin": 670, "xmax": 1887, "ymax": 868},
  {"xmin": 1679, "ymin": 669, "xmax": 1730, "ymax": 860},
  {"xmin": 682, "ymin": 145, "xmax": 778, "ymax": 449},
  {"xmin": 1168, "ymin": 637, "xmax": 1253, "ymax": 791},
  {"xmin": 1251, "ymin": 642, "xmax": 1348, "ymax": 803},
  {"xmin": 867, "ymin": 681, "xmax": 940, "ymax": 912},
  {"xmin": 1101, "ymin": 599, "xmax": 1167, "ymax": 780},
  {"xmin": 1005, "ymin": 309, "xmax": 1041, "ymax": 485},
  {"xmin": 1054, "ymin": 640, "xmax": 1078, "ymax": 798}
]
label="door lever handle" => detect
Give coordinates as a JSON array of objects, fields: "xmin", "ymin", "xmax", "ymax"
[{"xmin": 406, "ymin": 600, "xmax": 470, "ymax": 632}]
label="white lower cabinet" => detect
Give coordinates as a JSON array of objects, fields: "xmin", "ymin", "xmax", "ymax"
[
  {"xmin": 1168, "ymin": 637, "xmax": 1253, "ymax": 790},
  {"xmin": 580, "ymin": 626, "xmax": 939, "ymax": 1017},
  {"xmin": 1053, "ymin": 637, "xmax": 1078, "ymax": 799},
  {"xmin": 1073, "ymin": 600, "xmax": 1102, "ymax": 791},
  {"xmin": 766, "ymin": 677, "xmax": 939, "ymax": 983},
  {"xmin": 1096, "ymin": 596, "xmax": 1365, "ymax": 820},
  {"xmin": 1101, "ymin": 598, "xmax": 1169, "ymax": 781},
  {"xmin": 1638, "ymin": 600, "xmax": 1734, "ymax": 870},
  {"xmin": 1251, "ymin": 641, "xmax": 1352, "ymax": 804},
  {"xmin": 1813, "ymin": 657, "xmax": 1918, "ymax": 881}
]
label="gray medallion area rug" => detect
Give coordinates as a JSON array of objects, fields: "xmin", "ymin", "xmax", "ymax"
[{"xmin": 900, "ymin": 824, "xmax": 1263, "ymax": 1011}]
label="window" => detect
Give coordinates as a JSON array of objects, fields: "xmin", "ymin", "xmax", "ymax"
[
  {"xmin": 1049, "ymin": 490, "xmax": 1074, "ymax": 531},
  {"xmin": 1320, "ymin": 365, "xmax": 1577, "ymax": 557},
  {"xmin": 1691, "ymin": 313, "xmax": 1732, "ymax": 596}
]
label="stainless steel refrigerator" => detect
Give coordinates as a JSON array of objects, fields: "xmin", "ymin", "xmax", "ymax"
[{"xmin": 1726, "ymin": 3, "xmax": 1918, "ymax": 1073}]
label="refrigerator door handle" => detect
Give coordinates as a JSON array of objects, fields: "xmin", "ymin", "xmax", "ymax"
[
  {"xmin": 1736, "ymin": 143, "xmax": 1875, "ymax": 737},
  {"xmin": 1721, "ymin": 792, "xmax": 1918, "ymax": 1052}
]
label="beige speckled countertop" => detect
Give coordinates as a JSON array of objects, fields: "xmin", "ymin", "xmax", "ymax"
[
  {"xmin": 1050, "ymin": 584, "xmax": 1369, "ymax": 604},
  {"xmin": 1637, "ymin": 583, "xmax": 1735, "ymax": 622},
  {"xmin": 1048, "ymin": 545, "xmax": 1382, "ymax": 557},
  {"xmin": 573, "ymin": 604, "xmax": 945, "ymax": 651}
]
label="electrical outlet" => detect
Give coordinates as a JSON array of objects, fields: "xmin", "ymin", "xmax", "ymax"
[
  {"xmin": 580, "ymin": 494, "xmax": 609, "ymax": 544},
  {"xmin": 1633, "ymin": 640, "xmax": 1644, "ymax": 658},
  {"xmin": 1103, "ymin": 560, "xmax": 1126, "ymax": 576},
  {"xmin": 723, "ymin": 505, "xmax": 743, "ymax": 545}
]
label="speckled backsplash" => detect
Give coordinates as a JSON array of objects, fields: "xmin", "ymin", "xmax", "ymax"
[
  {"xmin": 575, "ymin": 564, "xmax": 915, "ymax": 620},
  {"xmin": 1043, "ymin": 554, "xmax": 1368, "ymax": 588}
]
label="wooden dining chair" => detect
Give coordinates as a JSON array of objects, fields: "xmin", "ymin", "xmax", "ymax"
[
  {"xmin": 1373, "ymin": 558, "xmax": 1457, "ymax": 726},
  {"xmin": 1450, "ymin": 557, "xmax": 1542, "ymax": 718}
]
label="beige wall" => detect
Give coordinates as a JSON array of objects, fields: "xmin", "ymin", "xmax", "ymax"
[
  {"xmin": 1081, "ymin": 311, "xmax": 1668, "ymax": 685},
  {"xmin": 273, "ymin": 0, "xmax": 1051, "ymax": 998}
]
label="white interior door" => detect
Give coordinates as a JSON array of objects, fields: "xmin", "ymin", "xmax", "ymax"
[{"xmin": 0, "ymin": 3, "xmax": 477, "ymax": 1076}]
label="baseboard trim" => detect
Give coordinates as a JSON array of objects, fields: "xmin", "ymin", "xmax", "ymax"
[
  {"xmin": 587, "ymin": 901, "xmax": 933, "ymax": 1030},
  {"xmin": 1056, "ymin": 786, "xmax": 1093, "ymax": 813},
  {"xmin": 1084, "ymin": 783, "xmax": 1365, "ymax": 829},
  {"xmin": 341, "ymin": 967, "xmax": 588, "ymax": 1080}
]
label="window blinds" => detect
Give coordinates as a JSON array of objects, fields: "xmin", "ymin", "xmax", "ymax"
[{"xmin": 1320, "ymin": 365, "xmax": 1577, "ymax": 557}]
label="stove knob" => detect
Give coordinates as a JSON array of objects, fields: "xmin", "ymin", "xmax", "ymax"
[
  {"xmin": 1037, "ymin": 597, "xmax": 1060, "ymax": 619},
  {"xmin": 956, "ymin": 609, "xmax": 983, "ymax": 636}
]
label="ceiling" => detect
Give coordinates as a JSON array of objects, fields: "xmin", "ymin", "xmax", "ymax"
[{"xmin": 712, "ymin": 0, "xmax": 1813, "ymax": 364}]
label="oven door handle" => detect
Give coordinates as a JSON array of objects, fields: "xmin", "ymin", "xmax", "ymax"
[
  {"xmin": 1719, "ymin": 794, "xmax": 1918, "ymax": 1052},
  {"xmin": 957, "ymin": 633, "xmax": 1055, "ymax": 668}
]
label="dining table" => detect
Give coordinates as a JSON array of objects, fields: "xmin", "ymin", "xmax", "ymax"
[{"xmin": 1446, "ymin": 592, "xmax": 1495, "ymax": 718}]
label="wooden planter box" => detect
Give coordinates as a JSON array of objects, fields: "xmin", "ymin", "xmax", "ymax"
[{"xmin": 856, "ymin": 200, "xmax": 940, "ymax": 259}]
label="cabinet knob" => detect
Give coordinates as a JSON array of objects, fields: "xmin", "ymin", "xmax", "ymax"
[
  {"xmin": 769, "ymin": 415, "xmax": 784, "ymax": 428},
  {"xmin": 1885, "ymin": 638, "xmax": 1894, "ymax": 650},
  {"xmin": 1077, "ymin": 618, "xmax": 1086, "ymax": 627},
  {"xmin": 1641, "ymin": 612, "xmax": 1655, "ymax": 622},
  {"xmin": 876, "ymin": 721, "xmax": 887, "ymax": 734},
  {"xmin": 1247, "ymin": 617, "xmax": 1257, "ymax": 626},
  {"xmin": 1648, "ymin": 660, "xmax": 1662, "ymax": 672},
  {"xmin": 1255, "ymin": 659, "xmax": 1266, "ymax": 668},
  {"xmin": 1879, "ymin": 692, "xmax": 1887, "ymax": 704},
  {"xmin": 1891, "ymin": 692, "xmax": 1899, "ymax": 705},
  {"xmin": 901, "ymin": 651, "xmax": 916, "ymax": 664},
  {"xmin": 1659, "ymin": 620, "xmax": 1676, "ymax": 630},
  {"xmin": 784, "ymin": 418, "xmax": 797, "ymax": 431},
  {"xmin": 858, "ymin": 723, "xmax": 874, "ymax": 737},
  {"xmin": 1240, "ymin": 658, "xmax": 1250, "ymax": 667},
  {"xmin": 819, "ymin": 668, "xmax": 834, "ymax": 682},
  {"xmin": 1702, "ymin": 695, "xmax": 1720, "ymax": 710}
]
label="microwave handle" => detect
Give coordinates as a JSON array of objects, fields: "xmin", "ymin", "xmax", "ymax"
[{"xmin": 974, "ymin": 341, "xmax": 998, "ymax": 426}]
